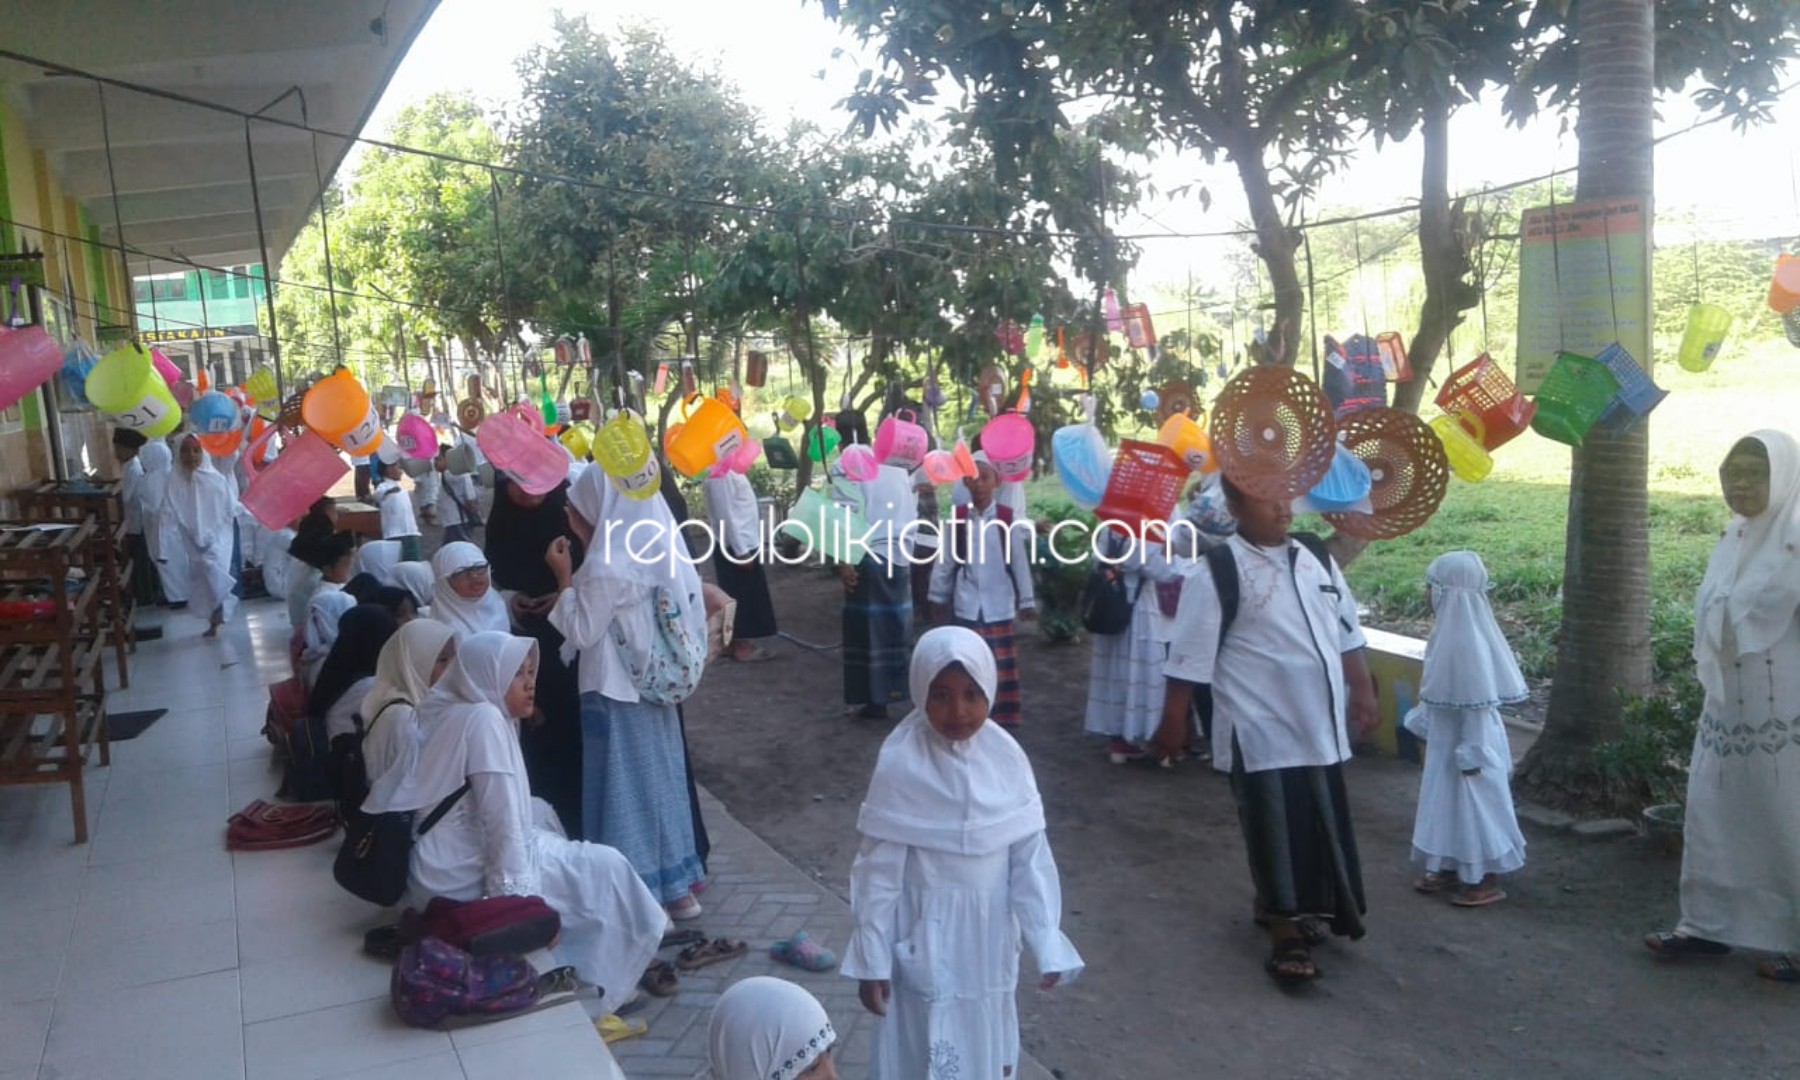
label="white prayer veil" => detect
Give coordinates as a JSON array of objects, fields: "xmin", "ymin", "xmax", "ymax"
[
  {"xmin": 1420, "ymin": 551, "xmax": 1528, "ymax": 709},
  {"xmin": 303, "ymin": 591, "xmax": 358, "ymax": 666},
  {"xmin": 392, "ymin": 561, "xmax": 436, "ymax": 610},
  {"xmin": 1695, "ymin": 430, "xmax": 1800, "ymax": 699},
  {"xmin": 355, "ymin": 540, "xmax": 403, "ymax": 586},
  {"xmin": 704, "ymin": 976, "xmax": 837, "ymax": 1080},
  {"xmin": 360, "ymin": 619, "xmax": 457, "ymax": 723},
  {"xmin": 856, "ymin": 626, "xmax": 1046, "ymax": 856},
  {"xmin": 430, "ymin": 541, "xmax": 509, "ymax": 635}
]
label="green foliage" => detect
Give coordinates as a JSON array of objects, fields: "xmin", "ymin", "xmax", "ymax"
[
  {"xmin": 1593, "ymin": 675, "xmax": 1704, "ymax": 815},
  {"xmin": 1030, "ymin": 497, "xmax": 1098, "ymax": 644}
]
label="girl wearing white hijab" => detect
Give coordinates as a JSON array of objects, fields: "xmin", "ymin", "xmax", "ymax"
[
  {"xmin": 354, "ymin": 539, "xmax": 403, "ymax": 587},
  {"xmin": 1647, "ymin": 430, "xmax": 1800, "ymax": 981},
  {"xmin": 843, "ymin": 626, "xmax": 1082, "ymax": 1079},
  {"xmin": 159, "ymin": 434, "xmax": 239, "ymax": 636},
  {"xmin": 704, "ymin": 977, "xmax": 838, "ymax": 1080},
  {"xmin": 359, "ymin": 619, "xmax": 457, "ymax": 796},
  {"xmin": 391, "ymin": 561, "xmax": 436, "ymax": 615},
  {"xmin": 548, "ymin": 466, "xmax": 709, "ymax": 917},
  {"xmin": 1403, "ymin": 551, "xmax": 1528, "ymax": 906},
  {"xmin": 138, "ymin": 439, "xmax": 189, "ymax": 606},
  {"xmin": 368, "ymin": 631, "xmax": 667, "ymax": 1014},
  {"xmin": 300, "ymin": 590, "xmax": 357, "ymax": 690},
  {"xmin": 430, "ymin": 541, "xmax": 510, "ymax": 635}
]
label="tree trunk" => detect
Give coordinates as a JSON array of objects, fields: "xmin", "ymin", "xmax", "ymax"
[
  {"xmin": 1231, "ymin": 145, "xmax": 1303, "ymax": 367},
  {"xmin": 1392, "ymin": 98, "xmax": 1481, "ymax": 415},
  {"xmin": 1517, "ymin": 0, "xmax": 1656, "ymax": 805}
]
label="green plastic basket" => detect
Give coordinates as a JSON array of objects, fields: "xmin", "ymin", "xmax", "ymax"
[{"xmin": 1530, "ymin": 351, "xmax": 1619, "ymax": 448}]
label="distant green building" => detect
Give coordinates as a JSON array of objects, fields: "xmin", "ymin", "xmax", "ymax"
[{"xmin": 132, "ymin": 265, "xmax": 271, "ymax": 385}]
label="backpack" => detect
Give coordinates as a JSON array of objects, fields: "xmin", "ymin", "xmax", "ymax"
[
  {"xmin": 391, "ymin": 938, "xmax": 547, "ymax": 1029},
  {"xmin": 947, "ymin": 503, "xmax": 1026, "ymax": 608},
  {"xmin": 330, "ymin": 699, "xmax": 399, "ymax": 822},
  {"xmin": 401, "ymin": 896, "xmax": 562, "ymax": 957},
  {"xmin": 1080, "ymin": 532, "xmax": 1145, "ymax": 636},
  {"xmin": 1203, "ymin": 532, "xmax": 1335, "ymax": 645},
  {"xmin": 610, "ymin": 585, "xmax": 707, "ymax": 705},
  {"xmin": 263, "ymin": 677, "xmax": 333, "ymax": 802},
  {"xmin": 333, "ymin": 780, "xmax": 469, "ymax": 907},
  {"xmin": 1335, "ymin": 334, "xmax": 1389, "ymax": 418}
]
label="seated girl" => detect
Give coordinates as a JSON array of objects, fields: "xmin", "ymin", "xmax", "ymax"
[{"xmin": 359, "ymin": 619, "xmax": 457, "ymax": 795}]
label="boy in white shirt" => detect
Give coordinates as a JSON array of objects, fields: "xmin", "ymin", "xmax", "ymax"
[
  {"xmin": 372, "ymin": 444, "xmax": 422, "ymax": 562},
  {"xmin": 927, "ymin": 453, "xmax": 1034, "ymax": 727},
  {"xmin": 435, "ymin": 442, "xmax": 480, "ymax": 545}
]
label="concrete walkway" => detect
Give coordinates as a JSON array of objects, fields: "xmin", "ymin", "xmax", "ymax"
[{"xmin": 615, "ymin": 789, "xmax": 1054, "ymax": 1079}]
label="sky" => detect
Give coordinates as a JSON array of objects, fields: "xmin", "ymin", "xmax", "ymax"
[{"xmin": 366, "ymin": 0, "xmax": 1800, "ymax": 294}]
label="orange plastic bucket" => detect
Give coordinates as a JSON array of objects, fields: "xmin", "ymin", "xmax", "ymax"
[
  {"xmin": 666, "ymin": 393, "xmax": 748, "ymax": 478},
  {"xmin": 302, "ymin": 369, "xmax": 384, "ymax": 455}
]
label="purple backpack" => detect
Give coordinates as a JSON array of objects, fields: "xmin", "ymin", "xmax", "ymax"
[{"xmin": 391, "ymin": 937, "xmax": 541, "ymax": 1028}]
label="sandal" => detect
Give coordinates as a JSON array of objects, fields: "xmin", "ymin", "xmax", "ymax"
[
  {"xmin": 1643, "ymin": 931, "xmax": 1732, "ymax": 959},
  {"xmin": 1252, "ymin": 906, "xmax": 1329, "ymax": 947},
  {"xmin": 597, "ymin": 1014, "xmax": 649, "ymax": 1044},
  {"xmin": 1756, "ymin": 955, "xmax": 1800, "ymax": 983},
  {"xmin": 1451, "ymin": 883, "xmax": 1507, "ymax": 908},
  {"xmin": 1414, "ymin": 871, "xmax": 1459, "ymax": 895},
  {"xmin": 770, "ymin": 931, "xmax": 838, "ymax": 973},
  {"xmin": 1265, "ymin": 939, "xmax": 1320, "ymax": 984},
  {"xmin": 661, "ymin": 928, "xmax": 706, "ymax": 951},
  {"xmin": 676, "ymin": 937, "xmax": 749, "ymax": 972},
  {"xmin": 639, "ymin": 959, "xmax": 679, "ymax": 997}
]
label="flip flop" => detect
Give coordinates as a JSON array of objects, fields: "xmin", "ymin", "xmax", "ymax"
[
  {"xmin": 661, "ymin": 928, "xmax": 706, "ymax": 951},
  {"xmin": 1643, "ymin": 932, "xmax": 1732, "ymax": 959},
  {"xmin": 597, "ymin": 1014, "xmax": 649, "ymax": 1044},
  {"xmin": 676, "ymin": 937, "xmax": 749, "ymax": 972},
  {"xmin": 1756, "ymin": 955, "xmax": 1800, "ymax": 983},
  {"xmin": 1451, "ymin": 885, "xmax": 1507, "ymax": 908},
  {"xmin": 639, "ymin": 959, "xmax": 679, "ymax": 997},
  {"xmin": 770, "ymin": 931, "xmax": 838, "ymax": 973},
  {"xmin": 1413, "ymin": 871, "xmax": 1458, "ymax": 895}
]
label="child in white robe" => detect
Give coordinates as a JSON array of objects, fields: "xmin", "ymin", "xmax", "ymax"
[
  {"xmin": 159, "ymin": 434, "xmax": 239, "ymax": 636},
  {"xmin": 1405, "ymin": 550, "xmax": 1529, "ymax": 907},
  {"xmin": 843, "ymin": 626, "xmax": 1082, "ymax": 1080}
]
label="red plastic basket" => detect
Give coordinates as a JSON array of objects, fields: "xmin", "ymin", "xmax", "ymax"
[
  {"xmin": 1095, "ymin": 440, "xmax": 1188, "ymax": 533},
  {"xmin": 1432, "ymin": 353, "xmax": 1535, "ymax": 452}
]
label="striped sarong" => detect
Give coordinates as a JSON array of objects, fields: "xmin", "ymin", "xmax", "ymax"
[
  {"xmin": 959, "ymin": 617, "xmax": 1021, "ymax": 727},
  {"xmin": 844, "ymin": 556, "xmax": 912, "ymax": 707}
]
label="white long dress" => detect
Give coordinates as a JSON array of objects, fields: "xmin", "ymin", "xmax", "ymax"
[
  {"xmin": 158, "ymin": 454, "xmax": 238, "ymax": 621},
  {"xmin": 139, "ymin": 443, "xmax": 188, "ymax": 604},
  {"xmin": 1084, "ymin": 539, "xmax": 1178, "ymax": 744},
  {"xmin": 844, "ymin": 833, "xmax": 1082, "ymax": 1080},
  {"xmin": 1678, "ymin": 617, "xmax": 1800, "ymax": 953},
  {"xmin": 1404, "ymin": 704, "xmax": 1527, "ymax": 883}
]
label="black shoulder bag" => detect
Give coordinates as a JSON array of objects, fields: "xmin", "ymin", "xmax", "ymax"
[{"xmin": 334, "ymin": 779, "xmax": 471, "ymax": 907}]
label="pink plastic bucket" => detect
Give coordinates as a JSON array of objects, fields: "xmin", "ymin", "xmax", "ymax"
[
  {"xmin": 839, "ymin": 443, "xmax": 880, "ymax": 482},
  {"xmin": 395, "ymin": 413, "xmax": 439, "ymax": 459},
  {"xmin": 149, "ymin": 347, "xmax": 182, "ymax": 387},
  {"xmin": 873, "ymin": 409, "xmax": 928, "ymax": 469},
  {"xmin": 0, "ymin": 326, "xmax": 66, "ymax": 412},
  {"xmin": 478, "ymin": 406, "xmax": 567, "ymax": 495},
  {"xmin": 242, "ymin": 431, "xmax": 348, "ymax": 530},
  {"xmin": 981, "ymin": 412, "xmax": 1035, "ymax": 481}
]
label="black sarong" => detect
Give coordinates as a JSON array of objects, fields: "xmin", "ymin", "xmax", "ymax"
[
  {"xmin": 713, "ymin": 548, "xmax": 777, "ymax": 639},
  {"xmin": 1230, "ymin": 740, "xmax": 1367, "ymax": 940}
]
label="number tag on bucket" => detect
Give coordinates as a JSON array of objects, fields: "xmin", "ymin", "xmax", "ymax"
[
  {"xmin": 340, "ymin": 407, "xmax": 382, "ymax": 455},
  {"xmin": 713, "ymin": 428, "xmax": 745, "ymax": 460},
  {"xmin": 610, "ymin": 458, "xmax": 660, "ymax": 499},
  {"xmin": 110, "ymin": 394, "xmax": 176, "ymax": 433}
]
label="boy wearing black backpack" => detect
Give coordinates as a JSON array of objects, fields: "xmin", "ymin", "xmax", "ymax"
[
  {"xmin": 928, "ymin": 453, "xmax": 1035, "ymax": 727},
  {"xmin": 1153, "ymin": 475, "xmax": 1379, "ymax": 986}
]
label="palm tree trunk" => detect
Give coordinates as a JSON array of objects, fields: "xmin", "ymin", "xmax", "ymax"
[{"xmin": 1517, "ymin": 0, "xmax": 1656, "ymax": 804}]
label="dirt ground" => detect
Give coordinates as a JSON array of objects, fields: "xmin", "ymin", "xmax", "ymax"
[{"xmin": 684, "ymin": 561, "xmax": 1799, "ymax": 1080}]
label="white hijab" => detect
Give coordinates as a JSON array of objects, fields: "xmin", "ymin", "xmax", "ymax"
[
  {"xmin": 704, "ymin": 977, "xmax": 836, "ymax": 1080},
  {"xmin": 1696, "ymin": 429, "xmax": 1800, "ymax": 697},
  {"xmin": 568, "ymin": 463, "xmax": 706, "ymax": 644},
  {"xmin": 303, "ymin": 590, "xmax": 358, "ymax": 666},
  {"xmin": 393, "ymin": 561, "xmax": 436, "ymax": 610},
  {"xmin": 366, "ymin": 631, "xmax": 534, "ymax": 814},
  {"xmin": 360, "ymin": 619, "xmax": 458, "ymax": 727},
  {"xmin": 431, "ymin": 541, "xmax": 510, "ymax": 635},
  {"xmin": 857, "ymin": 626, "xmax": 1046, "ymax": 856},
  {"xmin": 139, "ymin": 440, "xmax": 173, "ymax": 516},
  {"xmin": 165, "ymin": 437, "xmax": 236, "ymax": 543},
  {"xmin": 1418, "ymin": 551, "xmax": 1528, "ymax": 709},
  {"xmin": 356, "ymin": 540, "xmax": 403, "ymax": 586}
]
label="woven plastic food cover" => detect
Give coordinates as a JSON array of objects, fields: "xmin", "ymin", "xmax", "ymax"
[
  {"xmin": 1322, "ymin": 407, "xmax": 1451, "ymax": 540},
  {"xmin": 1210, "ymin": 365, "xmax": 1337, "ymax": 500}
]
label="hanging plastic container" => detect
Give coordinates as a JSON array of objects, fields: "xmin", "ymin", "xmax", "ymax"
[
  {"xmin": 148, "ymin": 346, "xmax": 182, "ymax": 388},
  {"xmin": 995, "ymin": 320, "xmax": 1025, "ymax": 358},
  {"xmin": 783, "ymin": 395, "xmax": 814, "ymax": 425},
  {"xmin": 1305, "ymin": 444, "xmax": 1375, "ymax": 512},
  {"xmin": 838, "ymin": 443, "xmax": 880, "ymax": 482},
  {"xmin": 1156, "ymin": 412, "xmax": 1216, "ymax": 473},
  {"xmin": 1591, "ymin": 342, "xmax": 1666, "ymax": 432},
  {"xmin": 244, "ymin": 366, "xmax": 278, "ymax": 403},
  {"xmin": 1103, "ymin": 288, "xmax": 1124, "ymax": 333},
  {"xmin": 1530, "ymin": 351, "xmax": 1620, "ymax": 448},
  {"xmin": 1767, "ymin": 254, "xmax": 1800, "ymax": 314},
  {"xmin": 197, "ymin": 427, "xmax": 244, "ymax": 458},
  {"xmin": 873, "ymin": 409, "xmax": 929, "ymax": 469},
  {"xmin": 777, "ymin": 487, "xmax": 870, "ymax": 563},
  {"xmin": 745, "ymin": 349, "xmax": 769, "ymax": 388},
  {"xmin": 58, "ymin": 340, "xmax": 98, "ymax": 407},
  {"xmin": 0, "ymin": 326, "xmax": 65, "ymax": 412},
  {"xmin": 85, "ymin": 341, "xmax": 183, "ymax": 436},
  {"xmin": 188, "ymin": 389, "xmax": 238, "ymax": 435},
  {"xmin": 981, "ymin": 411, "xmax": 1035, "ymax": 481},
  {"xmin": 594, "ymin": 410, "xmax": 652, "ymax": 477},
  {"xmin": 1432, "ymin": 353, "xmax": 1535, "ymax": 452},
  {"xmin": 763, "ymin": 435, "xmax": 799, "ymax": 470},
  {"xmin": 302, "ymin": 369, "xmax": 384, "ymax": 455},
  {"xmin": 558, "ymin": 420, "xmax": 596, "ymax": 461},
  {"xmin": 1375, "ymin": 331, "xmax": 1412, "ymax": 382},
  {"xmin": 1122, "ymin": 304, "xmax": 1156, "ymax": 349},
  {"xmin": 1052, "ymin": 422, "xmax": 1112, "ymax": 510},
  {"xmin": 1430, "ymin": 414, "xmax": 1493, "ymax": 483},
  {"xmin": 1321, "ymin": 408, "xmax": 1452, "ymax": 541},
  {"xmin": 921, "ymin": 449, "xmax": 963, "ymax": 485},
  {"xmin": 242, "ymin": 431, "xmax": 348, "ymax": 530},
  {"xmin": 395, "ymin": 413, "xmax": 440, "ymax": 459},
  {"xmin": 608, "ymin": 454, "xmax": 661, "ymax": 501},
  {"xmin": 1025, "ymin": 315, "xmax": 1047, "ymax": 362},
  {"xmin": 804, "ymin": 423, "xmax": 841, "ymax": 463},
  {"xmin": 665, "ymin": 392, "xmax": 749, "ymax": 478},
  {"xmin": 1095, "ymin": 440, "xmax": 1188, "ymax": 533},
  {"xmin": 1677, "ymin": 303, "xmax": 1733, "ymax": 373},
  {"xmin": 478, "ymin": 406, "xmax": 567, "ymax": 495}
]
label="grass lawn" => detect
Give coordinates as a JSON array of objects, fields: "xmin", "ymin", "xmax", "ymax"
[{"xmin": 1022, "ymin": 336, "xmax": 1799, "ymax": 680}]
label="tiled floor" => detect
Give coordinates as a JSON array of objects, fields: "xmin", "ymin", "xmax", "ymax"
[{"xmin": 0, "ymin": 601, "xmax": 624, "ymax": 1080}]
